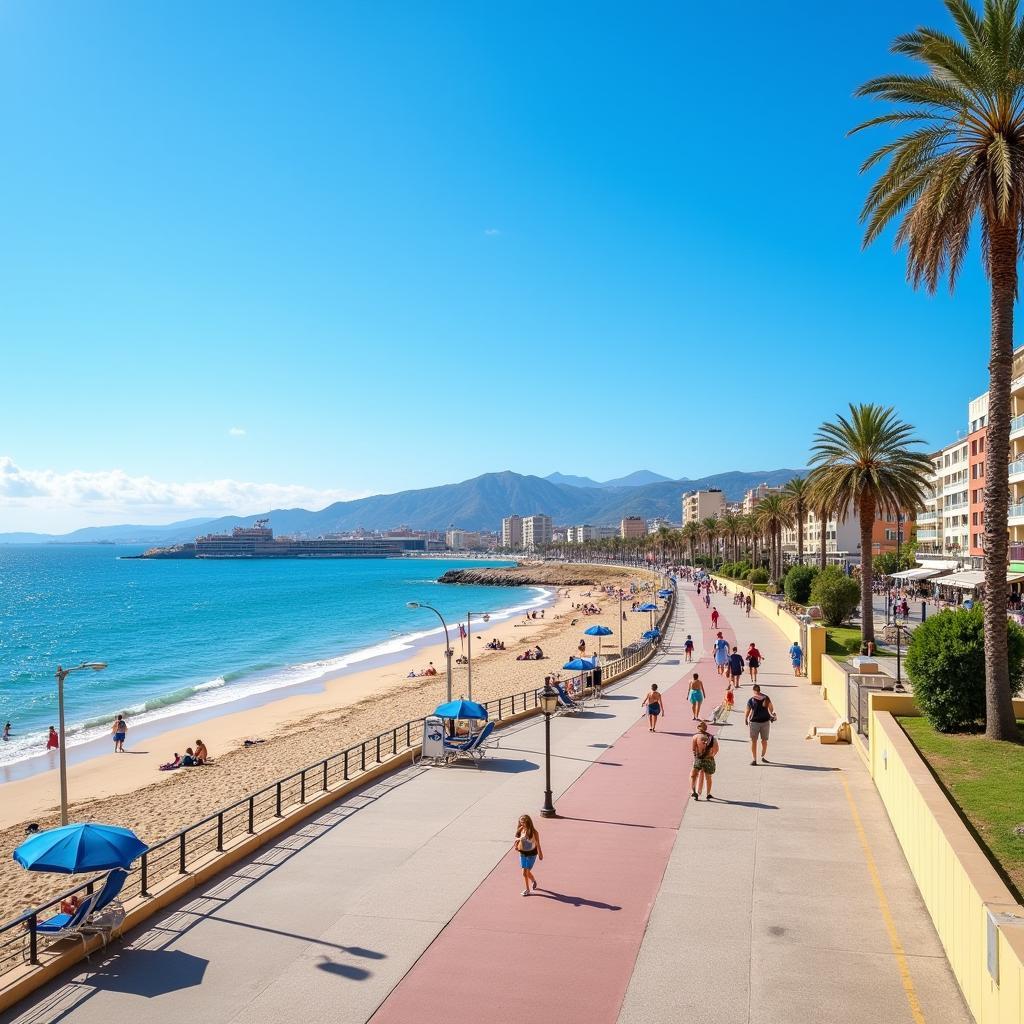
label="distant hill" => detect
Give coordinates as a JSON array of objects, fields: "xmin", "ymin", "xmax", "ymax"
[
  {"xmin": 0, "ymin": 468, "xmax": 806, "ymax": 542},
  {"xmin": 545, "ymin": 469, "xmax": 674, "ymax": 489}
]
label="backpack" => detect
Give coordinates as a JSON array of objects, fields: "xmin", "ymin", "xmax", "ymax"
[{"xmin": 749, "ymin": 695, "xmax": 772, "ymax": 723}]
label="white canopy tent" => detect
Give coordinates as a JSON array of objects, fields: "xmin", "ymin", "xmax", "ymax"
[
  {"xmin": 937, "ymin": 570, "xmax": 986, "ymax": 590},
  {"xmin": 889, "ymin": 567, "xmax": 944, "ymax": 581}
]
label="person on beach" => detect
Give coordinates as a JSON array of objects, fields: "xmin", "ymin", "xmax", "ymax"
[
  {"xmin": 713, "ymin": 632, "xmax": 730, "ymax": 676},
  {"xmin": 683, "ymin": 635, "xmax": 694, "ymax": 662},
  {"xmin": 789, "ymin": 641, "xmax": 803, "ymax": 677},
  {"xmin": 643, "ymin": 683, "xmax": 664, "ymax": 731},
  {"xmin": 46, "ymin": 727, "xmax": 59, "ymax": 750},
  {"xmin": 727, "ymin": 646, "xmax": 744, "ymax": 684},
  {"xmin": 578, "ymin": 639, "xmax": 586, "ymax": 655},
  {"xmin": 514, "ymin": 814, "xmax": 542, "ymax": 896},
  {"xmin": 688, "ymin": 672, "xmax": 706, "ymax": 720},
  {"xmin": 111, "ymin": 714, "xmax": 127, "ymax": 753},
  {"xmin": 194, "ymin": 739, "xmax": 209, "ymax": 764},
  {"xmin": 745, "ymin": 684, "xmax": 776, "ymax": 765},
  {"xmin": 690, "ymin": 721, "xmax": 719, "ymax": 801},
  {"xmin": 2, "ymin": 722, "xmax": 10, "ymax": 741},
  {"xmin": 746, "ymin": 643, "xmax": 763, "ymax": 683},
  {"xmin": 711, "ymin": 606, "xmax": 720, "ymax": 629}
]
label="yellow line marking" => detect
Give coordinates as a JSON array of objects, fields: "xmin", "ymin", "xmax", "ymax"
[{"xmin": 842, "ymin": 779, "xmax": 926, "ymax": 1024}]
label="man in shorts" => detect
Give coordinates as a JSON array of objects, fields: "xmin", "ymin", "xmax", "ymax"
[{"xmin": 744, "ymin": 684, "xmax": 776, "ymax": 765}]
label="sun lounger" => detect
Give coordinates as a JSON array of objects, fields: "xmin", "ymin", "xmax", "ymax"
[
  {"xmin": 554, "ymin": 684, "xmax": 582, "ymax": 714},
  {"xmin": 36, "ymin": 890, "xmax": 101, "ymax": 955},
  {"xmin": 81, "ymin": 868, "xmax": 129, "ymax": 946},
  {"xmin": 807, "ymin": 718, "xmax": 851, "ymax": 744},
  {"xmin": 445, "ymin": 721, "xmax": 495, "ymax": 767}
]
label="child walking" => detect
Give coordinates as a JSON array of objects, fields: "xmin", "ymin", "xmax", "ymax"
[{"xmin": 514, "ymin": 814, "xmax": 543, "ymax": 896}]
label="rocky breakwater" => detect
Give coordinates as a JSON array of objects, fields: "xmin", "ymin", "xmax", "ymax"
[{"xmin": 438, "ymin": 563, "xmax": 642, "ymax": 587}]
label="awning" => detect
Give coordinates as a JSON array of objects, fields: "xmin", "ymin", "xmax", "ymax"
[
  {"xmin": 937, "ymin": 570, "xmax": 985, "ymax": 590},
  {"xmin": 1008, "ymin": 572, "xmax": 1024, "ymax": 583},
  {"xmin": 890, "ymin": 567, "xmax": 942, "ymax": 581},
  {"xmin": 917, "ymin": 558, "xmax": 961, "ymax": 570}
]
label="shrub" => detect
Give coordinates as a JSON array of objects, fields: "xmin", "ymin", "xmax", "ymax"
[
  {"xmin": 747, "ymin": 567, "xmax": 769, "ymax": 584},
  {"xmin": 808, "ymin": 566, "xmax": 859, "ymax": 626},
  {"xmin": 905, "ymin": 607, "xmax": 1024, "ymax": 732},
  {"xmin": 720, "ymin": 562, "xmax": 735, "ymax": 578},
  {"xmin": 784, "ymin": 564, "xmax": 819, "ymax": 605}
]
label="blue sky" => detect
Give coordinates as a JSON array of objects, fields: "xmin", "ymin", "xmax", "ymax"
[{"xmin": 0, "ymin": 1, "xmax": 1001, "ymax": 530}]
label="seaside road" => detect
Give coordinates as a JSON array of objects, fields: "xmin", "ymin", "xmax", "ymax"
[
  {"xmin": 4, "ymin": 594, "xmax": 696, "ymax": 1024},
  {"xmin": 617, "ymin": 586, "xmax": 971, "ymax": 1024}
]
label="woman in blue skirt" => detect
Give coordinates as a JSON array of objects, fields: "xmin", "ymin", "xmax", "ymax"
[{"xmin": 514, "ymin": 814, "xmax": 543, "ymax": 896}]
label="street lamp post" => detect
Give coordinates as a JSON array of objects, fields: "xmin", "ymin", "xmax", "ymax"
[
  {"xmin": 466, "ymin": 610, "xmax": 491, "ymax": 702},
  {"xmin": 406, "ymin": 602, "xmax": 453, "ymax": 703},
  {"xmin": 539, "ymin": 679, "xmax": 559, "ymax": 818},
  {"xmin": 54, "ymin": 661, "xmax": 107, "ymax": 826}
]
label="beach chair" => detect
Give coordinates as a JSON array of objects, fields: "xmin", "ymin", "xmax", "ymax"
[
  {"xmin": 81, "ymin": 868, "xmax": 129, "ymax": 946},
  {"xmin": 554, "ymin": 684, "xmax": 582, "ymax": 714},
  {"xmin": 807, "ymin": 718, "xmax": 851, "ymax": 744},
  {"xmin": 35, "ymin": 890, "xmax": 101, "ymax": 956},
  {"xmin": 467, "ymin": 721, "xmax": 495, "ymax": 765}
]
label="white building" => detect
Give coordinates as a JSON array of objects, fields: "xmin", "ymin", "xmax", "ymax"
[
  {"xmin": 742, "ymin": 483, "xmax": 783, "ymax": 515},
  {"xmin": 446, "ymin": 529, "xmax": 484, "ymax": 550},
  {"xmin": 501, "ymin": 515, "xmax": 523, "ymax": 549},
  {"xmin": 682, "ymin": 489, "xmax": 725, "ymax": 524},
  {"xmin": 521, "ymin": 514, "xmax": 553, "ymax": 550},
  {"xmin": 647, "ymin": 518, "xmax": 679, "ymax": 534}
]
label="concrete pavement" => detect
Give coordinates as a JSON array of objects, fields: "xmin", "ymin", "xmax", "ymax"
[{"xmin": 3, "ymin": 585, "xmax": 971, "ymax": 1024}]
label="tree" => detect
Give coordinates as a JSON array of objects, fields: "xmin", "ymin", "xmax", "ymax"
[
  {"xmin": 754, "ymin": 494, "xmax": 792, "ymax": 585},
  {"xmin": 906, "ymin": 607, "xmax": 1024, "ymax": 732},
  {"xmin": 809, "ymin": 566, "xmax": 861, "ymax": 627},
  {"xmin": 682, "ymin": 521, "xmax": 701, "ymax": 567},
  {"xmin": 782, "ymin": 477, "xmax": 809, "ymax": 565},
  {"xmin": 808, "ymin": 404, "xmax": 931, "ymax": 648},
  {"xmin": 701, "ymin": 517, "xmax": 720, "ymax": 565},
  {"xmin": 784, "ymin": 564, "xmax": 819, "ymax": 605},
  {"xmin": 719, "ymin": 512, "xmax": 743, "ymax": 562},
  {"xmin": 852, "ymin": 0, "xmax": 1024, "ymax": 740}
]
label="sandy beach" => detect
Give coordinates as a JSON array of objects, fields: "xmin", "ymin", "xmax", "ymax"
[{"xmin": 0, "ymin": 563, "xmax": 659, "ymax": 920}]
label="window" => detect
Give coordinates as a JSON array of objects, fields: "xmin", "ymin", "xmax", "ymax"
[
  {"xmin": 972, "ymin": 440, "xmax": 978, "ymax": 456},
  {"xmin": 980, "ymin": 437, "xmax": 985, "ymax": 453}
]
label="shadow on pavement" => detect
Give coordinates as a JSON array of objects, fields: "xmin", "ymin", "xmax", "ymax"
[
  {"xmin": 764, "ymin": 762, "xmax": 841, "ymax": 772},
  {"xmin": 556, "ymin": 816, "xmax": 656, "ymax": 830},
  {"xmin": 86, "ymin": 949, "xmax": 208, "ymax": 997},
  {"xmin": 534, "ymin": 890, "xmax": 621, "ymax": 911}
]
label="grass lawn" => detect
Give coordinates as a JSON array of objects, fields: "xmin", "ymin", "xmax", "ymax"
[
  {"xmin": 825, "ymin": 625, "xmax": 894, "ymax": 658},
  {"xmin": 899, "ymin": 716, "xmax": 1024, "ymax": 899}
]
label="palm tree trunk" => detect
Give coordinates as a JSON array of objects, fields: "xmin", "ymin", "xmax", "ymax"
[
  {"xmin": 797, "ymin": 509, "xmax": 804, "ymax": 565},
  {"xmin": 819, "ymin": 510, "xmax": 828, "ymax": 571},
  {"xmin": 859, "ymin": 493, "xmax": 876, "ymax": 645},
  {"xmin": 984, "ymin": 223, "xmax": 1020, "ymax": 740}
]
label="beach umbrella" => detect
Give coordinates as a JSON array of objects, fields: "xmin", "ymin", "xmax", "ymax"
[
  {"xmin": 635, "ymin": 601, "xmax": 658, "ymax": 630},
  {"xmin": 642, "ymin": 628, "xmax": 661, "ymax": 640},
  {"xmin": 658, "ymin": 589, "xmax": 673, "ymax": 598},
  {"xmin": 434, "ymin": 699, "xmax": 488, "ymax": 720},
  {"xmin": 14, "ymin": 823, "xmax": 147, "ymax": 874},
  {"xmin": 563, "ymin": 657, "xmax": 597, "ymax": 671},
  {"xmin": 583, "ymin": 624, "xmax": 613, "ymax": 661}
]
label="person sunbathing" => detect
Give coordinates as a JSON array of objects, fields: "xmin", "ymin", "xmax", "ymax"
[
  {"xmin": 60, "ymin": 894, "xmax": 81, "ymax": 916},
  {"xmin": 180, "ymin": 747, "xmax": 197, "ymax": 767},
  {"xmin": 194, "ymin": 739, "xmax": 209, "ymax": 765},
  {"xmin": 516, "ymin": 650, "xmax": 534, "ymax": 661},
  {"xmin": 534, "ymin": 646, "xmax": 543, "ymax": 659},
  {"xmin": 159, "ymin": 753, "xmax": 181, "ymax": 771}
]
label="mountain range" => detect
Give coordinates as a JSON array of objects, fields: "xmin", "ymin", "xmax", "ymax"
[{"xmin": 0, "ymin": 467, "xmax": 805, "ymax": 544}]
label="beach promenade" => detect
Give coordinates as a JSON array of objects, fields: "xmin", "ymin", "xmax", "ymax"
[{"xmin": 6, "ymin": 587, "xmax": 970, "ymax": 1024}]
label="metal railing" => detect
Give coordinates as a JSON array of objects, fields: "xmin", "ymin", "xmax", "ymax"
[{"xmin": 0, "ymin": 591, "xmax": 673, "ymax": 977}]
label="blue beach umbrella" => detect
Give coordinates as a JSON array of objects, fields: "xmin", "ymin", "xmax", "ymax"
[
  {"xmin": 563, "ymin": 657, "xmax": 597, "ymax": 671},
  {"xmin": 635, "ymin": 602, "xmax": 658, "ymax": 612},
  {"xmin": 14, "ymin": 823, "xmax": 147, "ymax": 874},
  {"xmin": 434, "ymin": 699, "xmax": 488, "ymax": 720},
  {"xmin": 583, "ymin": 623, "xmax": 613, "ymax": 660},
  {"xmin": 642, "ymin": 628, "xmax": 661, "ymax": 640},
  {"xmin": 658, "ymin": 589, "xmax": 673, "ymax": 598}
]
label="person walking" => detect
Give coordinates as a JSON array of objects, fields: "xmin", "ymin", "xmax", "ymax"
[
  {"xmin": 643, "ymin": 683, "xmax": 665, "ymax": 732},
  {"xmin": 745, "ymin": 684, "xmax": 776, "ymax": 765},
  {"xmin": 688, "ymin": 672, "xmax": 706, "ymax": 720},
  {"xmin": 111, "ymin": 714, "xmax": 127, "ymax": 753},
  {"xmin": 727, "ymin": 646, "xmax": 744, "ymax": 685},
  {"xmin": 683, "ymin": 635, "xmax": 694, "ymax": 662},
  {"xmin": 788, "ymin": 640, "xmax": 803, "ymax": 677},
  {"xmin": 711, "ymin": 606, "xmax": 720, "ymax": 629},
  {"xmin": 514, "ymin": 814, "xmax": 543, "ymax": 896},
  {"xmin": 690, "ymin": 721, "xmax": 719, "ymax": 801},
  {"xmin": 2, "ymin": 722, "xmax": 10, "ymax": 741},
  {"xmin": 713, "ymin": 632, "xmax": 730, "ymax": 676},
  {"xmin": 46, "ymin": 726, "xmax": 59, "ymax": 750},
  {"xmin": 746, "ymin": 642, "xmax": 763, "ymax": 683},
  {"xmin": 745, "ymin": 594, "xmax": 752, "ymax": 617}
]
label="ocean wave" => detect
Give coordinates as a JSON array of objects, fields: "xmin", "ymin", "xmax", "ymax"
[{"xmin": 0, "ymin": 586, "xmax": 554, "ymax": 770}]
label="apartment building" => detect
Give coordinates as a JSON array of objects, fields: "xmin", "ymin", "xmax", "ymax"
[
  {"xmin": 968, "ymin": 392, "xmax": 988, "ymax": 568},
  {"xmin": 620, "ymin": 516, "xmax": 646, "ymax": 539},
  {"xmin": 521, "ymin": 514, "xmax": 553, "ymax": 550},
  {"xmin": 446, "ymin": 529, "xmax": 485, "ymax": 550},
  {"xmin": 742, "ymin": 483, "xmax": 783, "ymax": 515},
  {"xmin": 647, "ymin": 517, "xmax": 680, "ymax": 534},
  {"xmin": 501, "ymin": 515, "xmax": 522, "ymax": 549},
  {"xmin": 682, "ymin": 489, "xmax": 724, "ymax": 524}
]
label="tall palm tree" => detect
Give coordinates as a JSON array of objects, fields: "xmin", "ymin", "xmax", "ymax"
[
  {"xmin": 852, "ymin": 0, "xmax": 1023, "ymax": 738},
  {"xmin": 682, "ymin": 521, "xmax": 701, "ymax": 567},
  {"xmin": 701, "ymin": 517, "xmax": 720, "ymax": 566},
  {"xmin": 807, "ymin": 404, "xmax": 931, "ymax": 648},
  {"xmin": 754, "ymin": 495, "xmax": 792, "ymax": 584},
  {"xmin": 718, "ymin": 512, "xmax": 742, "ymax": 562},
  {"xmin": 782, "ymin": 477, "xmax": 809, "ymax": 566}
]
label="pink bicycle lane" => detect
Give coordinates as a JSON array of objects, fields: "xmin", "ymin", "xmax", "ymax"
[{"xmin": 371, "ymin": 586, "xmax": 738, "ymax": 1024}]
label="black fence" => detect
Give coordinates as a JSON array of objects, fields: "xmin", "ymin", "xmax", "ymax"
[{"xmin": 0, "ymin": 590, "xmax": 675, "ymax": 978}]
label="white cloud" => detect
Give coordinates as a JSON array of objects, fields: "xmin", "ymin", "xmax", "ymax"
[
  {"xmin": 228, "ymin": 427, "xmax": 246, "ymax": 437},
  {"xmin": 0, "ymin": 456, "xmax": 367, "ymax": 533},
  {"xmin": 483, "ymin": 228, "xmax": 501, "ymax": 236}
]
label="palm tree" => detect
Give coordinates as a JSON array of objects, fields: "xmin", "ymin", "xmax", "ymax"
[
  {"xmin": 807, "ymin": 404, "xmax": 931, "ymax": 649},
  {"xmin": 701, "ymin": 517, "xmax": 720, "ymax": 566},
  {"xmin": 682, "ymin": 521, "xmax": 701, "ymax": 567},
  {"xmin": 852, "ymin": 0, "xmax": 1022, "ymax": 737},
  {"xmin": 718, "ymin": 512, "xmax": 742, "ymax": 563},
  {"xmin": 782, "ymin": 477, "xmax": 809, "ymax": 566},
  {"xmin": 754, "ymin": 495, "xmax": 792, "ymax": 584}
]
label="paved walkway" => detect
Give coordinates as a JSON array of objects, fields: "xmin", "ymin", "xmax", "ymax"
[{"xmin": 5, "ymin": 588, "xmax": 971, "ymax": 1024}]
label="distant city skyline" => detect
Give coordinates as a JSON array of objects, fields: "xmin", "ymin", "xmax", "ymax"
[{"xmin": 0, "ymin": 2, "xmax": 994, "ymax": 532}]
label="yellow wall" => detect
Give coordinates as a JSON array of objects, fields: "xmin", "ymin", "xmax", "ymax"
[
  {"xmin": 821, "ymin": 655, "xmax": 847, "ymax": 720},
  {"xmin": 869, "ymin": 703, "xmax": 1024, "ymax": 1024}
]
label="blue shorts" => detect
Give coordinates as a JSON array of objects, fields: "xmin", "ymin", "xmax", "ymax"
[
  {"xmin": 647, "ymin": 704, "xmax": 660, "ymax": 716},
  {"xmin": 113, "ymin": 733, "xmax": 125, "ymax": 742},
  {"xmin": 519, "ymin": 853, "xmax": 537, "ymax": 869},
  {"xmin": 689, "ymin": 690, "xmax": 703, "ymax": 704}
]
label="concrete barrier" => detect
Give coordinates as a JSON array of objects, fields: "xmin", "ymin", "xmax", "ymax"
[{"xmin": 869, "ymin": 697, "xmax": 1024, "ymax": 1024}]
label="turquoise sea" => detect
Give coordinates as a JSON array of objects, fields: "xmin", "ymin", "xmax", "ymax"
[{"xmin": 0, "ymin": 546, "xmax": 536, "ymax": 769}]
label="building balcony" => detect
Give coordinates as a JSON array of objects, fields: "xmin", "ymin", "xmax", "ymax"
[
  {"xmin": 1010, "ymin": 501, "xmax": 1024, "ymax": 525},
  {"xmin": 916, "ymin": 528, "xmax": 939, "ymax": 541},
  {"xmin": 916, "ymin": 510, "xmax": 938, "ymax": 524},
  {"xmin": 942, "ymin": 480, "xmax": 969, "ymax": 497},
  {"xmin": 1010, "ymin": 543, "xmax": 1024, "ymax": 562},
  {"xmin": 1010, "ymin": 457, "xmax": 1024, "ymax": 483},
  {"xmin": 1012, "ymin": 414, "xmax": 1024, "ymax": 440}
]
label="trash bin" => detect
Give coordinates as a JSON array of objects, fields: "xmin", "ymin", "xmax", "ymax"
[
  {"xmin": 592, "ymin": 666, "xmax": 603, "ymax": 691},
  {"xmin": 421, "ymin": 716, "xmax": 446, "ymax": 760}
]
